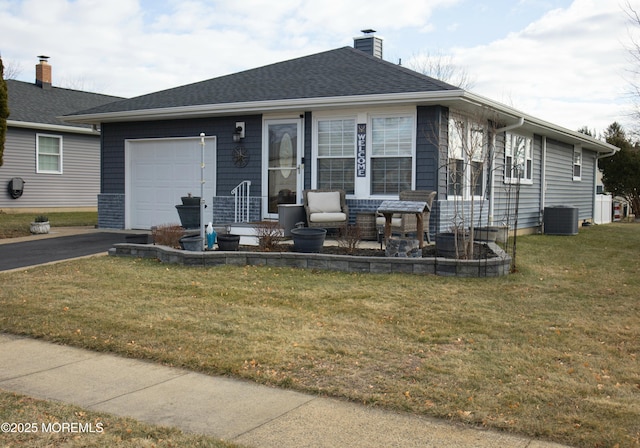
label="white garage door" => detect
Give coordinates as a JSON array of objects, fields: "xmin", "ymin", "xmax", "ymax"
[{"xmin": 126, "ymin": 137, "xmax": 216, "ymax": 229}]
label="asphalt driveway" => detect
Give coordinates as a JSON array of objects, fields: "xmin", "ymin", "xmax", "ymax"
[{"xmin": 0, "ymin": 232, "xmax": 133, "ymax": 271}]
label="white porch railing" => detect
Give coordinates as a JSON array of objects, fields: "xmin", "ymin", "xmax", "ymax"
[{"xmin": 231, "ymin": 180, "xmax": 252, "ymax": 223}]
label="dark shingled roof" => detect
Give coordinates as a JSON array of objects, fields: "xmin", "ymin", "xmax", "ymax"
[
  {"xmin": 69, "ymin": 47, "xmax": 459, "ymax": 116},
  {"xmin": 7, "ymin": 79, "xmax": 123, "ymax": 128}
]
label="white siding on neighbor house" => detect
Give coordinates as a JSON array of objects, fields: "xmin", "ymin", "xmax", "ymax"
[
  {"xmin": 544, "ymin": 138, "xmax": 596, "ymax": 221},
  {"xmin": 0, "ymin": 127, "xmax": 100, "ymax": 209}
]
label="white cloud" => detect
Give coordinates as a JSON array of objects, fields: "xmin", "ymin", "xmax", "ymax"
[
  {"xmin": 0, "ymin": 0, "xmax": 634, "ymax": 133},
  {"xmin": 445, "ymin": 0, "xmax": 631, "ymax": 131}
]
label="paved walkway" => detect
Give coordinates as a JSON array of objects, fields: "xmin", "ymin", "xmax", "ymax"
[{"xmin": 0, "ymin": 229, "xmax": 571, "ymax": 447}]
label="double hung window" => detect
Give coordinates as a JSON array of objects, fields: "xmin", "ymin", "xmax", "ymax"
[
  {"xmin": 317, "ymin": 118, "xmax": 356, "ymax": 193},
  {"xmin": 37, "ymin": 134, "xmax": 63, "ymax": 174},
  {"xmin": 447, "ymin": 116, "xmax": 486, "ymax": 198},
  {"xmin": 370, "ymin": 116, "xmax": 413, "ymax": 195},
  {"xmin": 504, "ymin": 133, "xmax": 533, "ymax": 184},
  {"xmin": 573, "ymin": 147, "xmax": 582, "ymax": 181}
]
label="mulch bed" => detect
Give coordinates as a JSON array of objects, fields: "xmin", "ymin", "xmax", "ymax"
[{"xmin": 235, "ymin": 243, "xmax": 498, "ymax": 259}]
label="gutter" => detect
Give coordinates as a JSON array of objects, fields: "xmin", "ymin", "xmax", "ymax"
[
  {"xmin": 8, "ymin": 119, "xmax": 100, "ymax": 135},
  {"xmin": 489, "ymin": 117, "xmax": 525, "ymax": 225}
]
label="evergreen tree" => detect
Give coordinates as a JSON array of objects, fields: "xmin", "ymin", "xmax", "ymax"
[{"xmin": 601, "ymin": 122, "xmax": 640, "ymax": 218}]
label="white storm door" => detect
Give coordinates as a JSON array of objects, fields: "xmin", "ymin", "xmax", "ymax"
[{"xmin": 263, "ymin": 119, "xmax": 303, "ymax": 218}]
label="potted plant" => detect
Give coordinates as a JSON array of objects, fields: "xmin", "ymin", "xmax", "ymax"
[
  {"xmin": 30, "ymin": 215, "xmax": 50, "ymax": 234},
  {"xmin": 175, "ymin": 193, "xmax": 202, "ymax": 229},
  {"xmin": 180, "ymin": 193, "xmax": 200, "ymax": 206}
]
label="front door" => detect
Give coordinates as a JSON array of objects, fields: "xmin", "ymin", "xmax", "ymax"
[{"xmin": 264, "ymin": 119, "xmax": 303, "ymax": 218}]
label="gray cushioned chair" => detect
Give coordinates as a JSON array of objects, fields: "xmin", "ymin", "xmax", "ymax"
[{"xmin": 303, "ymin": 189, "xmax": 349, "ymax": 229}]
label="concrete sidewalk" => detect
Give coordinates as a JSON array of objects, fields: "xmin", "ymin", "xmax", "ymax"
[{"xmin": 0, "ymin": 334, "xmax": 570, "ymax": 448}]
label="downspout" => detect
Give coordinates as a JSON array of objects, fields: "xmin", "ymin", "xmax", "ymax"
[
  {"xmin": 540, "ymin": 136, "xmax": 547, "ymax": 229},
  {"xmin": 490, "ymin": 117, "xmax": 525, "ymax": 225}
]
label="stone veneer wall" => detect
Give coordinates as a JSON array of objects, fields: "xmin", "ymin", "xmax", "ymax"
[
  {"xmin": 109, "ymin": 242, "xmax": 512, "ymax": 278},
  {"xmin": 98, "ymin": 194, "xmax": 125, "ymax": 229}
]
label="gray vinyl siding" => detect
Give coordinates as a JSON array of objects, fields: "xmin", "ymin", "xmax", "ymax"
[
  {"xmin": 415, "ymin": 106, "xmax": 441, "ymax": 191},
  {"xmin": 0, "ymin": 127, "xmax": 100, "ymax": 208},
  {"xmin": 492, "ymin": 134, "xmax": 544, "ymax": 230},
  {"xmin": 544, "ymin": 138, "xmax": 595, "ymax": 221}
]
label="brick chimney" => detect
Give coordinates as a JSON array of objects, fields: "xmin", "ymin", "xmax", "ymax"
[
  {"xmin": 353, "ymin": 29, "xmax": 383, "ymax": 59},
  {"xmin": 35, "ymin": 55, "xmax": 52, "ymax": 89}
]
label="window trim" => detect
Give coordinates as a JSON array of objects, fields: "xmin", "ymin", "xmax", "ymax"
[
  {"xmin": 573, "ymin": 146, "xmax": 582, "ymax": 181},
  {"xmin": 315, "ymin": 117, "xmax": 357, "ymax": 194},
  {"xmin": 504, "ymin": 132, "xmax": 533, "ymax": 185},
  {"xmin": 369, "ymin": 113, "xmax": 415, "ymax": 197},
  {"xmin": 36, "ymin": 133, "xmax": 63, "ymax": 174},
  {"xmin": 447, "ymin": 114, "xmax": 488, "ymax": 200}
]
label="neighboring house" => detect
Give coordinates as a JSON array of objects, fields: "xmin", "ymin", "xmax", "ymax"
[
  {"xmin": 1, "ymin": 57, "xmax": 123, "ymax": 212},
  {"xmin": 65, "ymin": 33, "xmax": 618, "ymax": 236}
]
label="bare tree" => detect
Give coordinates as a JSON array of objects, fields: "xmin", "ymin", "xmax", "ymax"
[
  {"xmin": 0, "ymin": 58, "xmax": 22, "ymax": 80},
  {"xmin": 624, "ymin": 1, "xmax": 640, "ymax": 132},
  {"xmin": 408, "ymin": 51, "xmax": 476, "ymax": 89}
]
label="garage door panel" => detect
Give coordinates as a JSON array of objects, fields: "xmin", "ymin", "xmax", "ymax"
[{"xmin": 128, "ymin": 138, "xmax": 216, "ymax": 229}]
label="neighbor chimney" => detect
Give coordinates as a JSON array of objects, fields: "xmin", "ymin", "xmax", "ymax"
[
  {"xmin": 353, "ymin": 29, "xmax": 383, "ymax": 59},
  {"xmin": 35, "ymin": 55, "xmax": 52, "ymax": 89}
]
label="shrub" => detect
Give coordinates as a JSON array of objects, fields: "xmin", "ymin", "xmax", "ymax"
[
  {"xmin": 254, "ymin": 221, "xmax": 284, "ymax": 251},
  {"xmin": 152, "ymin": 224, "xmax": 184, "ymax": 249},
  {"xmin": 336, "ymin": 224, "xmax": 361, "ymax": 255}
]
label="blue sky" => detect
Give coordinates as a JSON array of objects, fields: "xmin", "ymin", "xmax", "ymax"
[{"xmin": 0, "ymin": 0, "xmax": 634, "ymax": 132}]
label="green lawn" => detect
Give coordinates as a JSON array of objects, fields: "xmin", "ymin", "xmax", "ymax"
[
  {"xmin": 0, "ymin": 211, "xmax": 97, "ymax": 238},
  {"xmin": 1, "ymin": 223, "xmax": 639, "ymax": 447}
]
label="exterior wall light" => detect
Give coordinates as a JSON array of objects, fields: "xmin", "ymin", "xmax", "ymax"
[{"xmin": 233, "ymin": 122, "xmax": 245, "ymax": 142}]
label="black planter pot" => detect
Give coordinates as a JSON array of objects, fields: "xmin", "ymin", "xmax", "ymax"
[
  {"xmin": 217, "ymin": 234, "xmax": 241, "ymax": 251},
  {"xmin": 435, "ymin": 232, "xmax": 468, "ymax": 258},
  {"xmin": 290, "ymin": 227, "xmax": 327, "ymax": 253},
  {"xmin": 179, "ymin": 235, "xmax": 204, "ymax": 251},
  {"xmin": 175, "ymin": 205, "xmax": 200, "ymax": 229},
  {"xmin": 181, "ymin": 196, "xmax": 201, "ymax": 206}
]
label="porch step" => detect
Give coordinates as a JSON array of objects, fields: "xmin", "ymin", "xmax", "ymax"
[{"xmin": 219, "ymin": 222, "xmax": 285, "ymax": 246}]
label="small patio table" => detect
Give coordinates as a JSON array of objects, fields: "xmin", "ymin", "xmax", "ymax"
[{"xmin": 376, "ymin": 200, "xmax": 429, "ymax": 248}]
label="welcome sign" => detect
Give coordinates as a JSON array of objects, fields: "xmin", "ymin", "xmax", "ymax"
[{"xmin": 357, "ymin": 123, "xmax": 366, "ymax": 177}]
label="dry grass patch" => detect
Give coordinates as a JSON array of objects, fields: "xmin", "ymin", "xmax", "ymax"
[
  {"xmin": 0, "ymin": 390, "xmax": 239, "ymax": 447},
  {"xmin": 1, "ymin": 224, "xmax": 639, "ymax": 447},
  {"xmin": 0, "ymin": 212, "xmax": 97, "ymax": 239}
]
